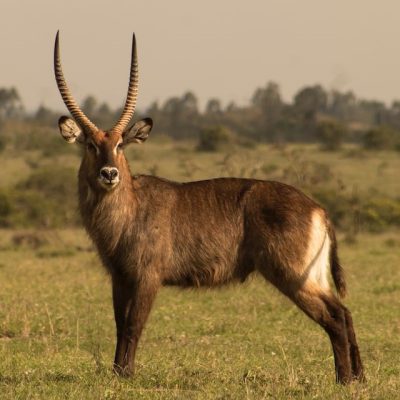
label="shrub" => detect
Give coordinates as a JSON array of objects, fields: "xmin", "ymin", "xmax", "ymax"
[
  {"xmin": 6, "ymin": 123, "xmax": 77, "ymax": 157},
  {"xmin": 12, "ymin": 166, "xmax": 80, "ymax": 228},
  {"xmin": 281, "ymin": 156, "xmax": 334, "ymax": 189},
  {"xmin": 17, "ymin": 166, "xmax": 76, "ymax": 198},
  {"xmin": 360, "ymin": 197, "xmax": 400, "ymax": 232},
  {"xmin": 316, "ymin": 120, "xmax": 347, "ymax": 151},
  {"xmin": 313, "ymin": 188, "xmax": 400, "ymax": 233},
  {"xmin": 0, "ymin": 191, "xmax": 12, "ymax": 227},
  {"xmin": 196, "ymin": 126, "xmax": 233, "ymax": 152},
  {"xmin": 363, "ymin": 126, "xmax": 400, "ymax": 150}
]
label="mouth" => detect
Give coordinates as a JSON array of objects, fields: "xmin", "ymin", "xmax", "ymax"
[{"xmin": 98, "ymin": 178, "xmax": 120, "ymax": 190}]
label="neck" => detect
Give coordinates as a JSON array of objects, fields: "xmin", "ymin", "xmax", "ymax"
[{"xmin": 78, "ymin": 158, "xmax": 136, "ymax": 256}]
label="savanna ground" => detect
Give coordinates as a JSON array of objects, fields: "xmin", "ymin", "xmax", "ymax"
[{"xmin": 1, "ymin": 140, "xmax": 400, "ymax": 399}]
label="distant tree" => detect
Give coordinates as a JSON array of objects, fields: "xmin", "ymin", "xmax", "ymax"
[
  {"xmin": 162, "ymin": 96, "xmax": 183, "ymax": 137},
  {"xmin": 82, "ymin": 95, "xmax": 98, "ymax": 117},
  {"xmin": 363, "ymin": 126, "xmax": 399, "ymax": 150},
  {"xmin": 205, "ymin": 98, "xmax": 222, "ymax": 115},
  {"xmin": 180, "ymin": 91, "xmax": 198, "ymax": 114},
  {"xmin": 359, "ymin": 100, "xmax": 387, "ymax": 125},
  {"xmin": 225, "ymin": 102, "xmax": 238, "ymax": 112},
  {"xmin": 162, "ymin": 97, "xmax": 180, "ymax": 114},
  {"xmin": 387, "ymin": 100, "xmax": 400, "ymax": 130},
  {"xmin": 145, "ymin": 101, "xmax": 166, "ymax": 134},
  {"xmin": 316, "ymin": 120, "xmax": 347, "ymax": 151},
  {"xmin": 147, "ymin": 101, "xmax": 160, "ymax": 115},
  {"xmin": 98, "ymin": 102, "xmax": 112, "ymax": 116},
  {"xmin": 294, "ymin": 85, "xmax": 328, "ymax": 120},
  {"xmin": 391, "ymin": 100, "xmax": 400, "ymax": 115},
  {"xmin": 161, "ymin": 92, "xmax": 200, "ymax": 138},
  {"xmin": 292, "ymin": 85, "xmax": 328, "ymax": 140},
  {"xmin": 251, "ymin": 81, "xmax": 284, "ymax": 140},
  {"xmin": 0, "ymin": 87, "xmax": 24, "ymax": 119},
  {"xmin": 252, "ymin": 81, "xmax": 282, "ymax": 109},
  {"xmin": 328, "ymin": 90, "xmax": 357, "ymax": 121},
  {"xmin": 96, "ymin": 102, "xmax": 115, "ymax": 128},
  {"xmin": 35, "ymin": 105, "xmax": 58, "ymax": 126}
]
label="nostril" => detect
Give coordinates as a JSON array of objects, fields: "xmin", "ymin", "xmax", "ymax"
[
  {"xmin": 100, "ymin": 169, "xmax": 111, "ymax": 180},
  {"xmin": 110, "ymin": 169, "xmax": 119, "ymax": 180}
]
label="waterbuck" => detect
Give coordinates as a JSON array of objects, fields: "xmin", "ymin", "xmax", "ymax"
[{"xmin": 53, "ymin": 32, "xmax": 364, "ymax": 384}]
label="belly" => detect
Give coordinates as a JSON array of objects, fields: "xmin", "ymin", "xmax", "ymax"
[{"xmin": 162, "ymin": 256, "xmax": 254, "ymax": 288}]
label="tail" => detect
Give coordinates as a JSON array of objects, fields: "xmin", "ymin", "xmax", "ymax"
[{"xmin": 327, "ymin": 221, "xmax": 347, "ymax": 298}]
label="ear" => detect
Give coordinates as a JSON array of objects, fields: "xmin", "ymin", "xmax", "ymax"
[
  {"xmin": 58, "ymin": 116, "xmax": 84, "ymax": 143},
  {"xmin": 122, "ymin": 118, "xmax": 153, "ymax": 145}
]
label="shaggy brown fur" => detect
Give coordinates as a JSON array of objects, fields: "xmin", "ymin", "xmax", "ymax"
[
  {"xmin": 53, "ymin": 32, "xmax": 363, "ymax": 382},
  {"xmin": 54, "ymin": 122, "xmax": 364, "ymax": 383}
]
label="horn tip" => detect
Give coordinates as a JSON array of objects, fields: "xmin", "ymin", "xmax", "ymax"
[{"xmin": 131, "ymin": 33, "xmax": 137, "ymax": 57}]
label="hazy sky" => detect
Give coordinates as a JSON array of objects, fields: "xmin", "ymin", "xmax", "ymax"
[{"xmin": 2, "ymin": 0, "xmax": 400, "ymax": 113}]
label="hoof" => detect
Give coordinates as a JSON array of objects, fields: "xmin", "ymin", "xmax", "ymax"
[
  {"xmin": 353, "ymin": 371, "xmax": 366, "ymax": 383},
  {"xmin": 113, "ymin": 364, "xmax": 134, "ymax": 378}
]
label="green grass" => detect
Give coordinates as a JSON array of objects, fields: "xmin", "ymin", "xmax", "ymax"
[
  {"xmin": 0, "ymin": 231, "xmax": 399, "ymax": 399},
  {"xmin": 1, "ymin": 142, "xmax": 399, "ymax": 398}
]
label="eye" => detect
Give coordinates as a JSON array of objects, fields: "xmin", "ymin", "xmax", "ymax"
[
  {"xmin": 117, "ymin": 142, "xmax": 124, "ymax": 151},
  {"xmin": 87, "ymin": 142, "xmax": 96, "ymax": 152}
]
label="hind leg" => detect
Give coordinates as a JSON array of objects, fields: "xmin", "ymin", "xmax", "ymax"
[
  {"xmin": 342, "ymin": 307, "xmax": 365, "ymax": 381},
  {"xmin": 288, "ymin": 284, "xmax": 353, "ymax": 384}
]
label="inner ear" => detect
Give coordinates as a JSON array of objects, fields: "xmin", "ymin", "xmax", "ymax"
[
  {"xmin": 123, "ymin": 118, "xmax": 153, "ymax": 144},
  {"xmin": 58, "ymin": 116, "xmax": 84, "ymax": 144}
]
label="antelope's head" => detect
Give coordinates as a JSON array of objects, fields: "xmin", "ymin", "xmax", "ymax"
[{"xmin": 54, "ymin": 32, "xmax": 152, "ymax": 191}]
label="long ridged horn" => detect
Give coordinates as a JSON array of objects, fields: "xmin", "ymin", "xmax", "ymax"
[
  {"xmin": 54, "ymin": 31, "xmax": 98, "ymax": 133},
  {"xmin": 111, "ymin": 33, "xmax": 139, "ymax": 133}
]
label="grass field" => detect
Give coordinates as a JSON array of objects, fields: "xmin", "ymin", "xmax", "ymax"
[
  {"xmin": 0, "ymin": 230, "xmax": 399, "ymax": 399},
  {"xmin": 1, "ymin": 142, "xmax": 400, "ymax": 399}
]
